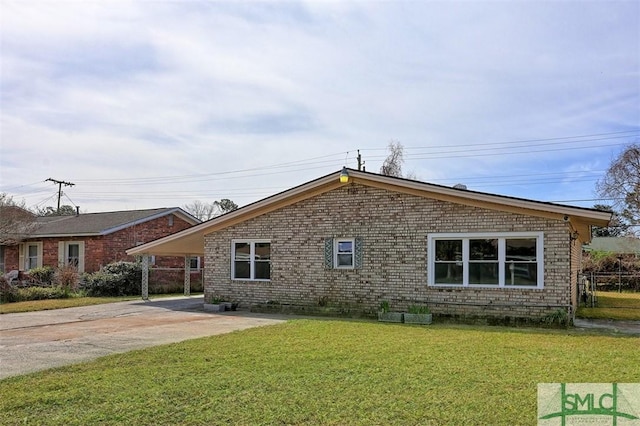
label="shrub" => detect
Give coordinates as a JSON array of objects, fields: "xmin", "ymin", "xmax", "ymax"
[
  {"xmin": 0, "ymin": 276, "xmax": 18, "ymax": 303},
  {"xmin": 82, "ymin": 261, "xmax": 142, "ymax": 296},
  {"xmin": 17, "ymin": 286, "xmax": 75, "ymax": 301},
  {"xmin": 0, "ymin": 284, "xmax": 79, "ymax": 303},
  {"xmin": 28, "ymin": 266, "xmax": 55, "ymax": 285},
  {"xmin": 54, "ymin": 265, "xmax": 80, "ymax": 290}
]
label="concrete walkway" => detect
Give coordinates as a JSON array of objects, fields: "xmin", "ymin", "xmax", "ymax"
[
  {"xmin": 574, "ymin": 318, "xmax": 640, "ymax": 336},
  {"xmin": 0, "ymin": 296, "xmax": 285, "ymax": 380}
]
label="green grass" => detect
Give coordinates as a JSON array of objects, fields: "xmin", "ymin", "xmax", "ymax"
[
  {"xmin": 576, "ymin": 291, "xmax": 640, "ymax": 320},
  {"xmin": 1, "ymin": 320, "xmax": 638, "ymax": 425},
  {"xmin": 0, "ymin": 293, "xmax": 202, "ymax": 314}
]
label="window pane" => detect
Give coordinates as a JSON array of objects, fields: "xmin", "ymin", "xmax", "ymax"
[
  {"xmin": 255, "ymin": 261, "xmax": 270, "ymax": 280},
  {"xmin": 337, "ymin": 253, "xmax": 353, "ymax": 267},
  {"xmin": 68, "ymin": 244, "xmax": 79, "ymax": 258},
  {"xmin": 435, "ymin": 240, "xmax": 462, "ymax": 261},
  {"xmin": 469, "ymin": 263, "xmax": 499, "ymax": 285},
  {"xmin": 28, "ymin": 245, "xmax": 38, "ymax": 257},
  {"xmin": 505, "ymin": 263, "xmax": 537, "ymax": 286},
  {"xmin": 434, "ymin": 263, "xmax": 463, "ymax": 284},
  {"xmin": 255, "ymin": 243, "xmax": 270, "ymax": 260},
  {"xmin": 234, "ymin": 242, "xmax": 250, "ymax": 260},
  {"xmin": 67, "ymin": 244, "xmax": 79, "ymax": 267},
  {"xmin": 189, "ymin": 257, "xmax": 199, "ymax": 269},
  {"xmin": 506, "ymin": 239, "xmax": 536, "ymax": 262},
  {"xmin": 234, "ymin": 261, "xmax": 250, "ymax": 279},
  {"xmin": 470, "ymin": 239, "xmax": 497, "ymax": 260},
  {"xmin": 337, "ymin": 241, "xmax": 353, "ymax": 254}
]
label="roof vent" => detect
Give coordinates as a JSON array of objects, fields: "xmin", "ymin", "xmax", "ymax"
[{"xmin": 453, "ymin": 183, "xmax": 467, "ymax": 190}]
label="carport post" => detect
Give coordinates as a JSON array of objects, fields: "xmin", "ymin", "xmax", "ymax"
[
  {"xmin": 184, "ymin": 256, "xmax": 191, "ymax": 296},
  {"xmin": 141, "ymin": 255, "xmax": 149, "ymax": 300}
]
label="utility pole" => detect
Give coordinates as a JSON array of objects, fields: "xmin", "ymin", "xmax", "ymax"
[
  {"xmin": 46, "ymin": 178, "xmax": 74, "ymax": 214},
  {"xmin": 357, "ymin": 150, "xmax": 365, "ymax": 171}
]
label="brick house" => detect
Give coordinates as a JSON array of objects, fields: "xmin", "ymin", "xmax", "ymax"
[
  {"xmin": 127, "ymin": 169, "xmax": 611, "ymax": 322},
  {"xmin": 1, "ymin": 208, "xmax": 200, "ymax": 274}
]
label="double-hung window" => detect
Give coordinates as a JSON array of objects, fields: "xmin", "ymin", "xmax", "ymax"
[
  {"xmin": 20, "ymin": 242, "xmax": 43, "ymax": 271},
  {"xmin": 335, "ymin": 239, "xmax": 355, "ymax": 269},
  {"xmin": 428, "ymin": 232, "xmax": 543, "ymax": 288},
  {"xmin": 232, "ymin": 240, "xmax": 271, "ymax": 281},
  {"xmin": 27, "ymin": 244, "xmax": 39, "ymax": 270},
  {"xmin": 58, "ymin": 241, "xmax": 85, "ymax": 272}
]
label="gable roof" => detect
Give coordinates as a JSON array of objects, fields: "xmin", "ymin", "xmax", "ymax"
[
  {"xmin": 127, "ymin": 168, "xmax": 612, "ymax": 257},
  {"xmin": 29, "ymin": 207, "xmax": 200, "ymax": 238}
]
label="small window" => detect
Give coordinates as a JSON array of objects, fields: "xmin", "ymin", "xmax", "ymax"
[
  {"xmin": 334, "ymin": 239, "xmax": 355, "ymax": 269},
  {"xmin": 232, "ymin": 240, "xmax": 270, "ymax": 281},
  {"xmin": 27, "ymin": 244, "xmax": 39, "ymax": 270},
  {"xmin": 189, "ymin": 256, "xmax": 200, "ymax": 270},
  {"xmin": 67, "ymin": 243, "xmax": 80, "ymax": 268}
]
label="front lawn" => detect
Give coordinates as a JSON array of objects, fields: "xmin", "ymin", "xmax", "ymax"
[
  {"xmin": 1, "ymin": 320, "xmax": 638, "ymax": 425},
  {"xmin": 576, "ymin": 291, "xmax": 640, "ymax": 320}
]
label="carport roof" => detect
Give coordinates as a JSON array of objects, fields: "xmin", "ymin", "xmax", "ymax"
[{"xmin": 126, "ymin": 168, "xmax": 612, "ymax": 257}]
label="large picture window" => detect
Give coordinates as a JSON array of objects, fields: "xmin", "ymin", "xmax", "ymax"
[
  {"xmin": 428, "ymin": 232, "xmax": 543, "ymax": 288},
  {"xmin": 232, "ymin": 240, "xmax": 271, "ymax": 281}
]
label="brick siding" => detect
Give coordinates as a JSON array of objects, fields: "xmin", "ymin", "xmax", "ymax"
[
  {"xmin": 204, "ymin": 183, "xmax": 577, "ymax": 320},
  {"xmin": 3, "ymin": 214, "xmax": 194, "ymax": 273}
]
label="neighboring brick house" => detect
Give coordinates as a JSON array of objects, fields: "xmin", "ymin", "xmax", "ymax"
[
  {"xmin": 127, "ymin": 169, "xmax": 611, "ymax": 322},
  {"xmin": 2, "ymin": 208, "xmax": 200, "ymax": 274}
]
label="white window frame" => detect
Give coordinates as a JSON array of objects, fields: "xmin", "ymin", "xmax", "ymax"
[
  {"xmin": 58, "ymin": 241, "xmax": 85, "ymax": 273},
  {"xmin": 20, "ymin": 242, "xmax": 43, "ymax": 271},
  {"xmin": 189, "ymin": 256, "xmax": 201, "ymax": 270},
  {"xmin": 334, "ymin": 238, "xmax": 355, "ymax": 269},
  {"xmin": 231, "ymin": 239, "xmax": 271, "ymax": 281},
  {"xmin": 427, "ymin": 232, "xmax": 544, "ymax": 289}
]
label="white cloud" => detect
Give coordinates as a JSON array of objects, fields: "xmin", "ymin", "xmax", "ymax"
[{"xmin": 1, "ymin": 0, "xmax": 638, "ymax": 212}]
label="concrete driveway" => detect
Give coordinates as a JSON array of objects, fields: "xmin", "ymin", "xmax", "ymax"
[{"xmin": 0, "ymin": 296, "xmax": 285, "ymax": 380}]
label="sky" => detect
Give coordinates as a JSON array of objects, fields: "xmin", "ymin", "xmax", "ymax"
[{"xmin": 1, "ymin": 1, "xmax": 639, "ymax": 214}]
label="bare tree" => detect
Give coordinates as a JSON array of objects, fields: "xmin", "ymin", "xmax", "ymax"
[
  {"xmin": 379, "ymin": 141, "xmax": 404, "ymax": 177},
  {"xmin": 0, "ymin": 193, "xmax": 38, "ymax": 245},
  {"xmin": 183, "ymin": 199, "xmax": 238, "ymax": 221},
  {"xmin": 597, "ymin": 143, "xmax": 640, "ymax": 230}
]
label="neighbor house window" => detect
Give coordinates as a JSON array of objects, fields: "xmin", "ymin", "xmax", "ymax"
[
  {"xmin": 335, "ymin": 239, "xmax": 355, "ymax": 269},
  {"xmin": 232, "ymin": 240, "xmax": 270, "ymax": 281},
  {"xmin": 0, "ymin": 246, "xmax": 5, "ymax": 272},
  {"xmin": 428, "ymin": 232, "xmax": 543, "ymax": 288},
  {"xmin": 20, "ymin": 242, "xmax": 43, "ymax": 271},
  {"xmin": 189, "ymin": 256, "xmax": 200, "ymax": 270},
  {"xmin": 27, "ymin": 244, "xmax": 39, "ymax": 270},
  {"xmin": 58, "ymin": 241, "xmax": 85, "ymax": 273}
]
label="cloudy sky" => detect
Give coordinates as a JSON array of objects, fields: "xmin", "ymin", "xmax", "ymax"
[{"xmin": 1, "ymin": 1, "xmax": 638, "ymax": 214}]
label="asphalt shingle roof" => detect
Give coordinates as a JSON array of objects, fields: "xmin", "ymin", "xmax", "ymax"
[{"xmin": 31, "ymin": 208, "xmax": 188, "ymax": 236}]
